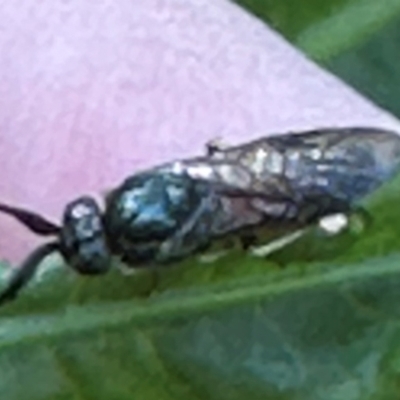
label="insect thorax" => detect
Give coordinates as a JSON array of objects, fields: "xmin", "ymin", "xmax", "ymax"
[{"xmin": 103, "ymin": 171, "xmax": 213, "ymax": 265}]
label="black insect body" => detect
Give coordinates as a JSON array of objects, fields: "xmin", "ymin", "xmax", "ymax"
[{"xmin": 1, "ymin": 127, "xmax": 400, "ymax": 305}]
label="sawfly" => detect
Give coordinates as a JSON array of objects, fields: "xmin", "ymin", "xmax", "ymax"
[{"xmin": 1, "ymin": 127, "xmax": 400, "ymax": 305}]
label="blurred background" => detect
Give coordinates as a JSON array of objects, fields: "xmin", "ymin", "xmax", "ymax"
[{"xmin": 234, "ymin": 0, "xmax": 400, "ymax": 116}]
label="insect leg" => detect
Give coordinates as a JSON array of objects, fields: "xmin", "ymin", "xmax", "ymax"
[
  {"xmin": 205, "ymin": 137, "xmax": 229, "ymax": 157},
  {"xmin": 0, "ymin": 241, "xmax": 59, "ymax": 306},
  {"xmin": 295, "ymin": 193, "xmax": 352, "ymax": 225},
  {"xmin": 350, "ymin": 206, "xmax": 372, "ymax": 232},
  {"xmin": 239, "ymin": 232, "xmax": 259, "ymax": 250},
  {"xmin": 249, "ymin": 229, "xmax": 307, "ymax": 258},
  {"xmin": 249, "ymin": 206, "xmax": 371, "ymax": 260},
  {"xmin": 318, "ymin": 213, "xmax": 349, "ymax": 235},
  {"xmin": 318, "ymin": 206, "xmax": 371, "ymax": 236}
]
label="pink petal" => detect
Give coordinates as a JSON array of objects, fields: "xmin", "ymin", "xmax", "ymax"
[{"xmin": 0, "ymin": 0, "xmax": 399, "ymax": 264}]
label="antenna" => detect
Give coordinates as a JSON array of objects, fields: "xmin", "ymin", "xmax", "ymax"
[
  {"xmin": 0, "ymin": 241, "xmax": 60, "ymax": 305},
  {"xmin": 0, "ymin": 203, "xmax": 60, "ymax": 235}
]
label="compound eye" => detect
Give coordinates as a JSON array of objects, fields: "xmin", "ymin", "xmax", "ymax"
[
  {"xmin": 60, "ymin": 196, "xmax": 111, "ymax": 275},
  {"xmin": 67, "ymin": 199, "xmax": 102, "ymax": 240}
]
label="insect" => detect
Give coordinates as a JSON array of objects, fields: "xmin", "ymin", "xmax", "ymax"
[{"xmin": 0, "ymin": 126, "xmax": 400, "ymax": 305}]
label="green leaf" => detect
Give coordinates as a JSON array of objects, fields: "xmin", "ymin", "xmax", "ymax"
[
  {"xmin": 233, "ymin": 0, "xmax": 400, "ymax": 61},
  {"xmin": 326, "ymin": 13, "xmax": 400, "ymax": 118},
  {"xmin": 1, "ymin": 174, "xmax": 400, "ymax": 398}
]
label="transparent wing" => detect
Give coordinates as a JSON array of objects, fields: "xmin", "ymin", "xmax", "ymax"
[{"xmin": 161, "ymin": 127, "xmax": 400, "ymax": 205}]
